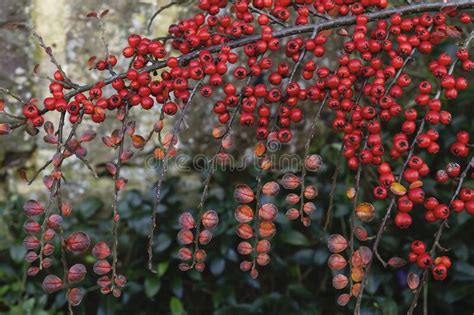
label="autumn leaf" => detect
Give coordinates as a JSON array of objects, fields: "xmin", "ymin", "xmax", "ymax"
[
  {"xmin": 86, "ymin": 11, "xmax": 98, "ymax": 18},
  {"xmin": 132, "ymin": 135, "xmax": 146, "ymax": 149}
]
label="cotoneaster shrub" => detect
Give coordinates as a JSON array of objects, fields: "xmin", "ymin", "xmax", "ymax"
[{"xmin": 0, "ymin": 0, "xmax": 473, "ymax": 314}]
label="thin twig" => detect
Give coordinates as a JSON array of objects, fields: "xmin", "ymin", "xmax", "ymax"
[
  {"xmin": 147, "ymin": 0, "xmax": 188, "ymax": 34},
  {"xmin": 110, "ymin": 105, "xmax": 130, "ymax": 289},
  {"xmin": 147, "ymin": 79, "xmax": 203, "ymax": 272},
  {"xmin": 298, "ymin": 95, "xmax": 328, "ymax": 223}
]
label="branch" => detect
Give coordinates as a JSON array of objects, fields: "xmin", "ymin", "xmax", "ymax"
[{"xmin": 64, "ymin": 1, "xmax": 474, "ymax": 102}]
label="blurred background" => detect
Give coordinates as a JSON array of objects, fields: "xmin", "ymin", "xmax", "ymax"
[{"xmin": 0, "ymin": 1, "xmax": 473, "ymax": 314}]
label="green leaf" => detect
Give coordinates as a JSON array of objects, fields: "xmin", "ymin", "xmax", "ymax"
[
  {"xmin": 76, "ymin": 197, "xmax": 103, "ymax": 219},
  {"xmin": 158, "ymin": 261, "xmax": 169, "ymax": 277},
  {"xmin": 144, "ymin": 277, "xmax": 161, "ymax": 298},
  {"xmin": 210, "ymin": 258, "xmax": 226, "ymax": 276},
  {"xmin": 9, "ymin": 244, "xmax": 26, "ymax": 263},
  {"xmin": 280, "ymin": 230, "xmax": 309, "ymax": 246},
  {"xmin": 170, "ymin": 297, "xmax": 186, "ymax": 315}
]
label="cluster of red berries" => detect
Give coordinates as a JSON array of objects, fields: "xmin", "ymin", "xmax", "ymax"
[
  {"xmin": 451, "ymin": 130, "xmax": 471, "ymax": 158},
  {"xmin": 408, "ymin": 240, "xmax": 452, "ymax": 280}
]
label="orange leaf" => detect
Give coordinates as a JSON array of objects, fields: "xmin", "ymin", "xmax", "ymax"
[
  {"xmin": 132, "ymin": 135, "xmax": 146, "ymax": 149},
  {"xmin": 0, "ymin": 99, "xmax": 4, "ymax": 112}
]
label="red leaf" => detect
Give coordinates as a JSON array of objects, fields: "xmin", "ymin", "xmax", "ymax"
[
  {"xmin": 100, "ymin": 9, "xmax": 109, "ymax": 17},
  {"xmin": 446, "ymin": 25, "xmax": 462, "ymax": 39},
  {"xmin": 75, "ymin": 146, "xmax": 87, "ymax": 158},
  {"xmin": 126, "ymin": 121, "xmax": 136, "ymax": 136},
  {"xmin": 120, "ymin": 150, "xmax": 133, "ymax": 162},
  {"xmin": 407, "ymin": 272, "xmax": 420, "ymax": 290},
  {"xmin": 80, "ymin": 130, "xmax": 96, "ymax": 142},
  {"xmin": 102, "ymin": 136, "xmax": 114, "ymax": 147},
  {"xmin": 105, "ymin": 162, "xmax": 117, "ymax": 176},
  {"xmin": 388, "ymin": 257, "xmax": 407, "ymax": 268},
  {"xmin": 441, "ymin": 5, "xmax": 458, "ymax": 15},
  {"xmin": 52, "ymin": 153, "xmax": 63, "ymax": 167},
  {"xmin": 337, "ymin": 293, "xmax": 351, "ymax": 306},
  {"xmin": 115, "ymin": 177, "xmax": 128, "ymax": 190},
  {"xmin": 0, "ymin": 123, "xmax": 10, "ymax": 135},
  {"xmin": 43, "ymin": 175, "xmax": 54, "ymax": 190},
  {"xmin": 43, "ymin": 134, "xmax": 58, "ymax": 144},
  {"xmin": 0, "ymin": 99, "xmax": 4, "ymax": 112},
  {"xmin": 87, "ymin": 56, "xmax": 97, "ymax": 70},
  {"xmin": 86, "ymin": 11, "xmax": 98, "ymax": 18}
]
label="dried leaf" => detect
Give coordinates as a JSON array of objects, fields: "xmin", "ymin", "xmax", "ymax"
[
  {"xmin": 354, "ymin": 226, "xmax": 369, "ymax": 241},
  {"xmin": 43, "ymin": 175, "xmax": 54, "ymax": 190},
  {"xmin": 33, "ymin": 64, "xmax": 40, "ymax": 75},
  {"xmin": 126, "ymin": 121, "xmax": 136, "ymax": 136},
  {"xmin": 105, "ymin": 162, "xmax": 117, "ymax": 176},
  {"xmin": 0, "ymin": 123, "xmax": 10, "ymax": 135},
  {"xmin": 337, "ymin": 28, "xmax": 348, "ymax": 36},
  {"xmin": 25, "ymin": 120, "xmax": 39, "ymax": 136},
  {"xmin": 86, "ymin": 11, "xmax": 98, "ymax": 18},
  {"xmin": 43, "ymin": 121, "xmax": 54, "ymax": 135},
  {"xmin": 387, "ymin": 257, "xmax": 407, "ymax": 268},
  {"xmin": 337, "ymin": 293, "xmax": 351, "ymax": 306},
  {"xmin": 327, "ymin": 234, "xmax": 348, "ymax": 254},
  {"xmin": 43, "ymin": 134, "xmax": 58, "ymax": 144},
  {"xmin": 87, "ymin": 56, "xmax": 97, "ymax": 70},
  {"xmin": 18, "ymin": 168, "xmax": 28, "ymax": 181},
  {"xmin": 132, "ymin": 135, "xmax": 146, "ymax": 149},
  {"xmin": 120, "ymin": 150, "xmax": 133, "ymax": 162},
  {"xmin": 407, "ymin": 272, "xmax": 420, "ymax": 290},
  {"xmin": 358, "ymin": 246, "xmax": 372, "ymax": 266},
  {"xmin": 80, "ymin": 130, "xmax": 96, "ymax": 142},
  {"xmin": 102, "ymin": 136, "xmax": 114, "ymax": 148},
  {"xmin": 446, "ymin": 25, "xmax": 462, "ymax": 39},
  {"xmin": 212, "ymin": 125, "xmax": 226, "ymax": 139},
  {"xmin": 390, "ymin": 182, "xmax": 407, "ymax": 196},
  {"xmin": 115, "ymin": 177, "xmax": 128, "ymax": 190}
]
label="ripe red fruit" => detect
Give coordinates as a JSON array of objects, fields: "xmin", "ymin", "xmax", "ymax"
[
  {"xmin": 394, "ymin": 212, "xmax": 412, "ymax": 229},
  {"xmin": 432, "ymin": 264, "xmax": 448, "ymax": 280},
  {"xmin": 410, "ymin": 240, "xmax": 426, "ymax": 255},
  {"xmin": 416, "ymin": 253, "xmax": 433, "ymax": 269}
]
